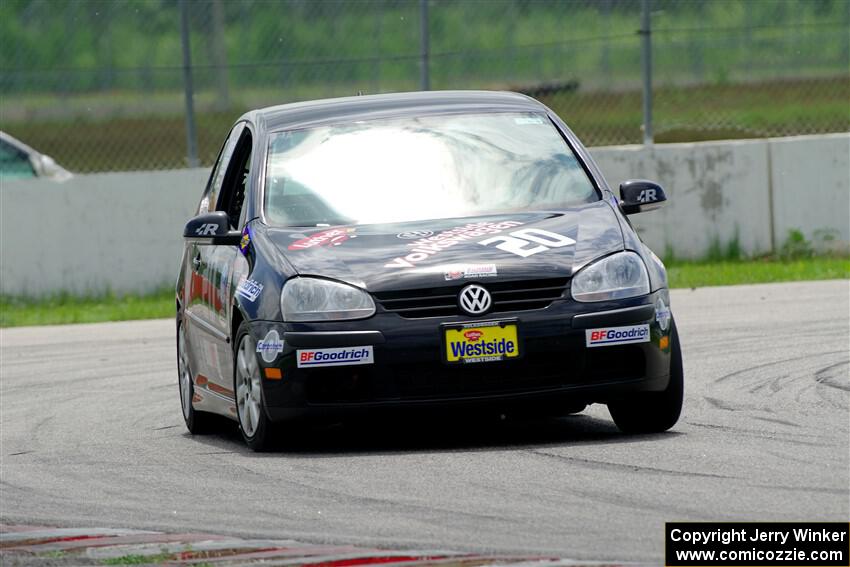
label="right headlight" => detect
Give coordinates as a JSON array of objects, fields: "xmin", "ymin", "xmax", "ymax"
[
  {"xmin": 571, "ymin": 251, "xmax": 650, "ymax": 302},
  {"xmin": 281, "ymin": 277, "xmax": 375, "ymax": 322}
]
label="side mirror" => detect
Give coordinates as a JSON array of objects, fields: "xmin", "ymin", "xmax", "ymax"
[
  {"xmin": 619, "ymin": 179, "xmax": 667, "ymax": 215},
  {"xmin": 183, "ymin": 211, "xmax": 242, "ymax": 245}
]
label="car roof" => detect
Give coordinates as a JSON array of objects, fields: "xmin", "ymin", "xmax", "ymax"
[{"xmin": 243, "ymin": 90, "xmax": 545, "ymax": 132}]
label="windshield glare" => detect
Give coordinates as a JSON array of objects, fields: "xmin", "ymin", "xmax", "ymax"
[{"xmin": 264, "ymin": 112, "xmax": 598, "ymax": 227}]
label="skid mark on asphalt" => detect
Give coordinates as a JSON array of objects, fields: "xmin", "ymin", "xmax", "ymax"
[
  {"xmin": 747, "ymin": 483, "xmax": 848, "ymax": 496},
  {"xmin": 749, "ymin": 415, "xmax": 800, "ymax": 427},
  {"xmin": 523, "ymin": 449, "xmax": 736, "ymax": 480},
  {"xmin": 814, "ymin": 360, "xmax": 850, "ymax": 392},
  {"xmin": 712, "ymin": 350, "xmax": 846, "ymax": 383},
  {"xmin": 684, "ymin": 421, "xmax": 830, "ymax": 447}
]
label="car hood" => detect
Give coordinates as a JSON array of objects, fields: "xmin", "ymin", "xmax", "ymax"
[{"xmin": 265, "ymin": 200, "xmax": 624, "ymax": 293}]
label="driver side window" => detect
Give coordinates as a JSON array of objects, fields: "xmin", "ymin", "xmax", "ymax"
[
  {"xmin": 198, "ymin": 122, "xmax": 245, "ymax": 214},
  {"xmin": 215, "ymin": 128, "xmax": 253, "ymax": 229}
]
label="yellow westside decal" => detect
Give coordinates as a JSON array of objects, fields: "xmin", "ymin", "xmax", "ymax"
[{"xmin": 445, "ymin": 322, "xmax": 519, "ymax": 363}]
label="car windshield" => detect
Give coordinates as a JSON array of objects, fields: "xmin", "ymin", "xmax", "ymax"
[{"xmin": 264, "ymin": 111, "xmax": 598, "ymax": 227}]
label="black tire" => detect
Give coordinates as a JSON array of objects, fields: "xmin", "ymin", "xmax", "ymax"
[
  {"xmin": 233, "ymin": 322, "xmax": 276, "ymax": 451},
  {"xmin": 608, "ymin": 319, "xmax": 683, "ymax": 433},
  {"xmin": 177, "ymin": 322, "xmax": 215, "ymax": 434}
]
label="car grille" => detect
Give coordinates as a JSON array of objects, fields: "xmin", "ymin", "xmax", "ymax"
[{"xmin": 373, "ymin": 277, "xmax": 569, "ymax": 318}]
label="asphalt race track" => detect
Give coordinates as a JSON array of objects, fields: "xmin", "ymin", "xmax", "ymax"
[{"xmin": 1, "ymin": 280, "xmax": 848, "ymax": 563}]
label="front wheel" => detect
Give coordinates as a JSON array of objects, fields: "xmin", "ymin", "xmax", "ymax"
[
  {"xmin": 608, "ymin": 320, "xmax": 683, "ymax": 434},
  {"xmin": 234, "ymin": 324, "xmax": 275, "ymax": 451}
]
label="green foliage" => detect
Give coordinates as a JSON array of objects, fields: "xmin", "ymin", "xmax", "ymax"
[
  {"xmin": 102, "ymin": 552, "xmax": 172, "ymax": 565},
  {"xmin": 703, "ymin": 230, "xmax": 742, "ymax": 262},
  {"xmin": 780, "ymin": 228, "xmax": 814, "ymax": 260}
]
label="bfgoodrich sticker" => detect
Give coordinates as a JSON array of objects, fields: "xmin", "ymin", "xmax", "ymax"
[
  {"xmin": 297, "ymin": 346, "xmax": 374, "ymax": 368},
  {"xmin": 586, "ymin": 324, "xmax": 650, "ymax": 348},
  {"xmin": 236, "ymin": 279, "xmax": 263, "ymax": 302}
]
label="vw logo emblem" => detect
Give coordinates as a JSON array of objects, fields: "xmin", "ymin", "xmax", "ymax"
[
  {"xmin": 458, "ymin": 284, "xmax": 492, "ymax": 316},
  {"xmin": 397, "ymin": 230, "xmax": 433, "ymax": 240}
]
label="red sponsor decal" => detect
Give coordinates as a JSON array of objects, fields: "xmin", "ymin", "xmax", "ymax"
[
  {"xmin": 590, "ymin": 330, "xmax": 606, "ymax": 341},
  {"xmin": 300, "ymin": 351, "xmax": 316, "ymax": 362},
  {"xmin": 463, "ymin": 330, "xmax": 484, "ymax": 342},
  {"xmin": 288, "ymin": 228, "xmax": 356, "ymax": 250}
]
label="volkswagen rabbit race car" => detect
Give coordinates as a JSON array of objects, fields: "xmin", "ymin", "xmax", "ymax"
[{"xmin": 176, "ymin": 90, "xmax": 683, "ymax": 450}]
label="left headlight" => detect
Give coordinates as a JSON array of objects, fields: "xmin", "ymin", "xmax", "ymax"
[
  {"xmin": 571, "ymin": 251, "xmax": 650, "ymax": 302},
  {"xmin": 281, "ymin": 277, "xmax": 376, "ymax": 322}
]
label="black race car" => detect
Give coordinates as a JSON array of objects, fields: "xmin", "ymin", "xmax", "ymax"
[{"xmin": 176, "ymin": 90, "xmax": 683, "ymax": 450}]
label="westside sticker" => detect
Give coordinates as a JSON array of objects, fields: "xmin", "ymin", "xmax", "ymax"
[
  {"xmin": 586, "ymin": 324, "xmax": 650, "ymax": 348},
  {"xmin": 297, "ymin": 346, "xmax": 374, "ymax": 368},
  {"xmin": 288, "ymin": 228, "xmax": 356, "ymax": 250},
  {"xmin": 236, "ymin": 279, "xmax": 263, "ymax": 302},
  {"xmin": 256, "ymin": 330, "xmax": 284, "ymax": 363},
  {"xmin": 444, "ymin": 264, "xmax": 498, "ymax": 281},
  {"xmin": 385, "ymin": 220, "xmax": 524, "ymax": 269}
]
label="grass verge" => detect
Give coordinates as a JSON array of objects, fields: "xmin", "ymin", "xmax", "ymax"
[
  {"xmin": 666, "ymin": 256, "xmax": 849, "ymax": 289},
  {"xmin": 0, "ymin": 289, "xmax": 174, "ymax": 328},
  {"xmin": 0, "ymin": 257, "xmax": 847, "ymax": 328}
]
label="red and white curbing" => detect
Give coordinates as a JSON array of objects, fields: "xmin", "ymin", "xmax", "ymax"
[{"xmin": 0, "ymin": 525, "xmax": 626, "ymax": 566}]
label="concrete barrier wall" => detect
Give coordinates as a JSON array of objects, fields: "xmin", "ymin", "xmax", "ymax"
[
  {"xmin": 591, "ymin": 138, "xmax": 774, "ymax": 258},
  {"xmin": 0, "ymin": 168, "xmax": 209, "ymax": 297},
  {"xmin": 1, "ymin": 133, "xmax": 847, "ymax": 297}
]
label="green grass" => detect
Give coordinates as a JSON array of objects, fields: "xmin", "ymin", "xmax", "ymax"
[
  {"xmin": 0, "ymin": 289, "xmax": 174, "ymax": 327},
  {"xmin": 101, "ymin": 552, "xmax": 172, "ymax": 565},
  {"xmin": 1, "ymin": 258, "xmax": 846, "ymax": 328},
  {"xmin": 666, "ymin": 257, "xmax": 850, "ymax": 289}
]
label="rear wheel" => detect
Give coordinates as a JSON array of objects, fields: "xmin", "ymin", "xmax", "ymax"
[
  {"xmin": 608, "ymin": 320, "xmax": 683, "ymax": 433},
  {"xmin": 234, "ymin": 324, "xmax": 275, "ymax": 451},
  {"xmin": 177, "ymin": 323, "xmax": 214, "ymax": 433}
]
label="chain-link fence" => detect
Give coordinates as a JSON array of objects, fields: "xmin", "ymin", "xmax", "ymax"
[{"xmin": 1, "ymin": 0, "xmax": 848, "ymax": 173}]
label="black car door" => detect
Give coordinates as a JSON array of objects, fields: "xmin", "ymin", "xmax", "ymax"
[
  {"xmin": 185, "ymin": 122, "xmax": 245, "ymax": 391},
  {"xmin": 202, "ymin": 125, "xmax": 255, "ymax": 394}
]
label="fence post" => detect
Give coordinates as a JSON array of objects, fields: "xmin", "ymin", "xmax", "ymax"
[
  {"xmin": 640, "ymin": 0, "xmax": 653, "ymax": 146},
  {"xmin": 180, "ymin": 0, "xmax": 199, "ymax": 167},
  {"xmin": 419, "ymin": 0, "xmax": 430, "ymax": 91}
]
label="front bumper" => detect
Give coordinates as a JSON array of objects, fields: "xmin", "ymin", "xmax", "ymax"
[{"xmin": 249, "ymin": 290, "xmax": 672, "ymax": 422}]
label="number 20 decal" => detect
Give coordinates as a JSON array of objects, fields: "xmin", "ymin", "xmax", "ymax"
[{"xmin": 479, "ymin": 228, "xmax": 576, "ymax": 258}]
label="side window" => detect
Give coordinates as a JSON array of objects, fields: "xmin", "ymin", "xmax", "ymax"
[
  {"xmin": 198, "ymin": 123, "xmax": 245, "ymax": 214},
  {"xmin": 215, "ymin": 128, "xmax": 253, "ymax": 229},
  {"xmin": 0, "ymin": 140, "xmax": 36, "ymax": 180}
]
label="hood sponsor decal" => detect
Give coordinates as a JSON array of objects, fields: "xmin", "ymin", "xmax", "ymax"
[
  {"xmin": 297, "ymin": 346, "xmax": 374, "ymax": 368},
  {"xmin": 236, "ymin": 279, "xmax": 263, "ymax": 302},
  {"xmin": 256, "ymin": 330, "xmax": 284, "ymax": 363},
  {"xmin": 586, "ymin": 324, "xmax": 650, "ymax": 348},
  {"xmin": 288, "ymin": 228, "xmax": 356, "ymax": 250},
  {"xmin": 397, "ymin": 230, "xmax": 434, "ymax": 240},
  {"xmin": 385, "ymin": 220, "xmax": 524, "ymax": 269},
  {"xmin": 479, "ymin": 228, "xmax": 576, "ymax": 258},
  {"xmin": 444, "ymin": 263, "xmax": 497, "ymax": 281}
]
